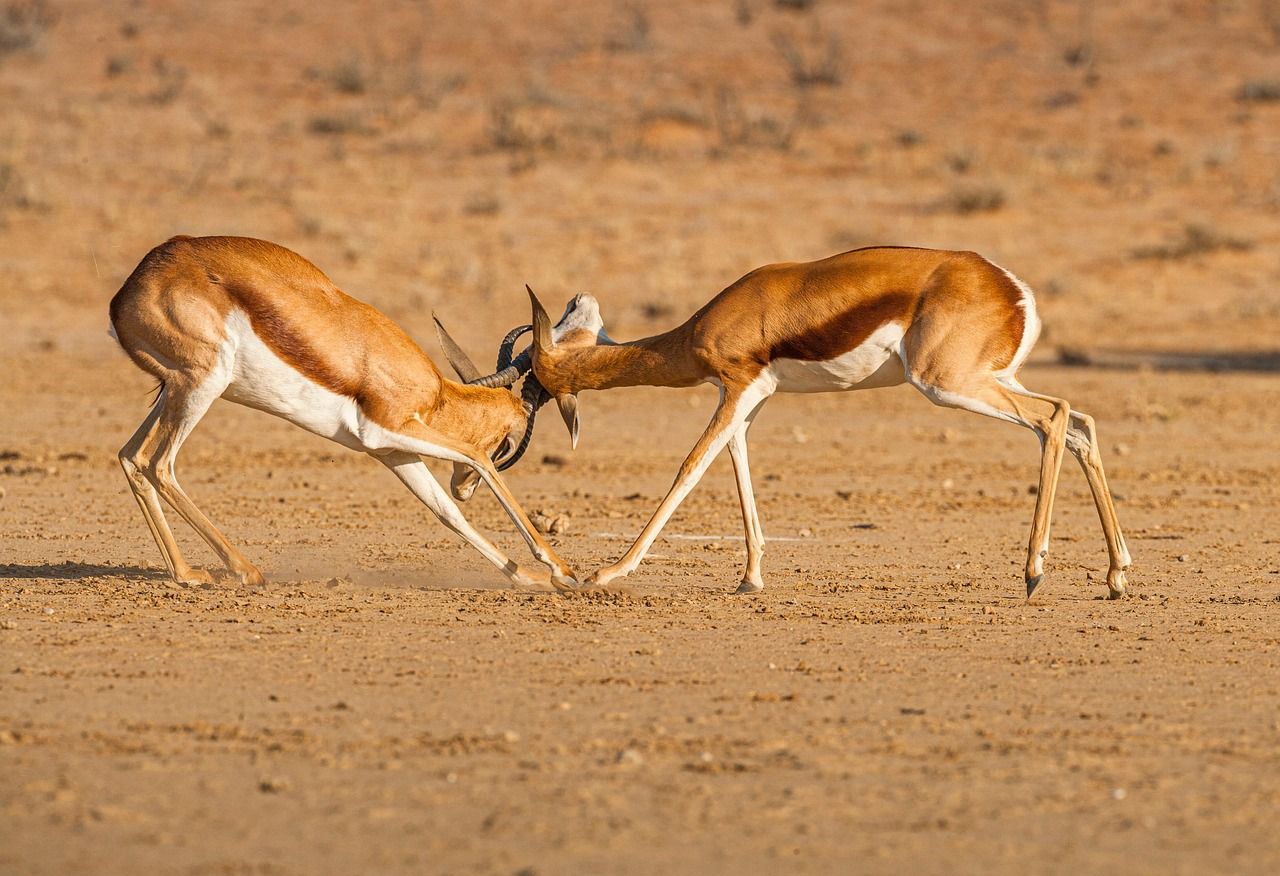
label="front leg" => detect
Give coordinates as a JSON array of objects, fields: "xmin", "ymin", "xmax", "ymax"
[
  {"xmin": 373, "ymin": 421, "xmax": 578, "ymax": 590},
  {"xmin": 379, "ymin": 453, "xmax": 556, "ymax": 591},
  {"xmin": 727, "ymin": 424, "xmax": 765, "ymax": 593},
  {"xmin": 591, "ymin": 382, "xmax": 767, "ymax": 587}
]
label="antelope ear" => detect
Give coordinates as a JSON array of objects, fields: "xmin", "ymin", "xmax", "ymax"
[
  {"xmin": 432, "ymin": 313, "xmax": 482, "ymax": 383},
  {"xmin": 528, "ymin": 285, "xmax": 554, "ymax": 354},
  {"xmin": 556, "ymin": 393, "xmax": 580, "ymax": 449}
]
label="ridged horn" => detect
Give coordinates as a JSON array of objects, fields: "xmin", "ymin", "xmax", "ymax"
[
  {"xmin": 496, "ymin": 374, "xmax": 551, "ymax": 472},
  {"xmin": 432, "ymin": 314, "xmax": 482, "ymax": 383}
]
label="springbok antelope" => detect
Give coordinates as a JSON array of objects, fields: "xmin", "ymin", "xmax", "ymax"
[
  {"xmin": 510, "ymin": 246, "xmax": 1131, "ymax": 598},
  {"xmin": 108, "ymin": 235, "xmax": 575, "ymax": 591}
]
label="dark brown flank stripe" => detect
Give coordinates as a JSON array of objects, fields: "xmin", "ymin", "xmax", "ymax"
[
  {"xmin": 224, "ymin": 282, "xmax": 366, "ymax": 403},
  {"xmin": 768, "ymin": 292, "xmax": 916, "ymax": 364}
]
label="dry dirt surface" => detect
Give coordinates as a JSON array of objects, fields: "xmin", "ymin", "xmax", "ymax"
[{"xmin": 3, "ymin": 1, "xmax": 1280, "ymax": 874}]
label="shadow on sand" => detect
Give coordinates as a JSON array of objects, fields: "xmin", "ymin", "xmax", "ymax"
[
  {"xmin": 1044, "ymin": 348, "xmax": 1280, "ymax": 374},
  {"xmin": 0, "ymin": 562, "xmax": 169, "ymax": 581}
]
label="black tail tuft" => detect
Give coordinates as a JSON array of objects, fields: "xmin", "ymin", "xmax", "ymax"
[{"xmin": 147, "ymin": 380, "xmax": 166, "ymax": 406}]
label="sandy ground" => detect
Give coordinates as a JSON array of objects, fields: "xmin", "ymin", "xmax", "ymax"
[{"xmin": 3, "ymin": 1, "xmax": 1280, "ymax": 873}]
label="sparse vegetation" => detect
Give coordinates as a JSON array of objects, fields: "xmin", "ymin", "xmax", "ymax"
[
  {"xmin": 772, "ymin": 25, "xmax": 843, "ymax": 88},
  {"xmin": 710, "ymin": 87, "xmax": 798, "ymax": 153},
  {"xmin": 323, "ymin": 57, "xmax": 369, "ymax": 95},
  {"xmin": 1236, "ymin": 79, "xmax": 1280, "ymax": 103},
  {"xmin": 895, "ymin": 130, "xmax": 924, "ymax": 149},
  {"xmin": 487, "ymin": 100, "xmax": 557, "ymax": 152},
  {"xmin": 147, "ymin": 57, "xmax": 187, "ymax": 105},
  {"xmin": 1131, "ymin": 223, "xmax": 1253, "ymax": 260},
  {"xmin": 104, "ymin": 54, "xmax": 131, "ymax": 77},
  {"xmin": 0, "ymin": 161, "xmax": 34, "ymax": 212},
  {"xmin": 307, "ymin": 112, "xmax": 370, "ymax": 136},
  {"xmin": 945, "ymin": 148, "xmax": 975, "ymax": 174},
  {"xmin": 638, "ymin": 300, "xmax": 675, "ymax": 321},
  {"xmin": 462, "ymin": 193, "xmax": 501, "ymax": 216},
  {"xmin": 0, "ymin": 0, "xmax": 55, "ymax": 57},
  {"xmin": 605, "ymin": 2, "xmax": 651, "ymax": 53},
  {"xmin": 938, "ymin": 184, "xmax": 1006, "ymax": 214}
]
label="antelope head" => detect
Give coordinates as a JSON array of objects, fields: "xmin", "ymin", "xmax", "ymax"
[
  {"xmin": 432, "ymin": 314, "xmax": 563, "ymax": 501},
  {"xmin": 526, "ymin": 286, "xmax": 612, "ymax": 450}
]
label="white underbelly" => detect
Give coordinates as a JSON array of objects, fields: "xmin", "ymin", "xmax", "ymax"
[
  {"xmin": 219, "ymin": 311, "xmax": 367, "ymax": 450},
  {"xmin": 770, "ymin": 322, "xmax": 907, "ymax": 393}
]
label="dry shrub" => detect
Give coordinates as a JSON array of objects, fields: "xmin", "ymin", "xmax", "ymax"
[
  {"xmin": 1131, "ymin": 224, "xmax": 1252, "ymax": 260},
  {"xmin": 1236, "ymin": 80, "xmax": 1280, "ymax": 103},
  {"xmin": 605, "ymin": 3, "xmax": 651, "ymax": 53},
  {"xmin": 772, "ymin": 25, "xmax": 843, "ymax": 88},
  {"xmin": 938, "ymin": 184, "xmax": 1006, "ymax": 214},
  {"xmin": 0, "ymin": 0, "xmax": 54, "ymax": 57},
  {"xmin": 711, "ymin": 87, "xmax": 797, "ymax": 153}
]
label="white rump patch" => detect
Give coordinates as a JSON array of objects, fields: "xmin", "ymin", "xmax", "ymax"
[
  {"xmin": 991, "ymin": 263, "xmax": 1041, "ymax": 379},
  {"xmin": 770, "ymin": 322, "xmax": 907, "ymax": 393}
]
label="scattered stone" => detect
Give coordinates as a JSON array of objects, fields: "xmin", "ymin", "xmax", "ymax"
[
  {"xmin": 616, "ymin": 748, "xmax": 644, "ymax": 766},
  {"xmin": 258, "ymin": 777, "xmax": 289, "ymax": 794},
  {"xmin": 530, "ymin": 510, "xmax": 570, "ymax": 535}
]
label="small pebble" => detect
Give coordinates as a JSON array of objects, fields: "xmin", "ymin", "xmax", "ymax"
[{"xmin": 616, "ymin": 748, "xmax": 644, "ymax": 766}]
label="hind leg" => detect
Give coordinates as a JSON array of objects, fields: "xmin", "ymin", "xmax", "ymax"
[
  {"xmin": 142, "ymin": 379, "xmax": 265, "ymax": 586},
  {"xmin": 907, "ymin": 373, "xmax": 1070, "ymax": 597},
  {"xmin": 118, "ymin": 387, "xmax": 214, "ymax": 586},
  {"xmin": 1065, "ymin": 409, "xmax": 1131, "ymax": 597},
  {"xmin": 1004, "ymin": 383, "xmax": 1131, "ymax": 598}
]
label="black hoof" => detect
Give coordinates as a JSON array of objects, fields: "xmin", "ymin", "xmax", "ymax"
[{"xmin": 1025, "ymin": 575, "xmax": 1043, "ymax": 598}]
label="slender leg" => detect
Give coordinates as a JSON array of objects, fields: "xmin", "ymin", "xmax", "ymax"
[
  {"xmin": 378, "ymin": 452, "xmax": 552, "ymax": 590},
  {"xmin": 1064, "ymin": 410, "xmax": 1131, "ymax": 598},
  {"xmin": 907, "ymin": 375, "xmax": 1071, "ymax": 597},
  {"xmin": 1023, "ymin": 395, "xmax": 1071, "ymax": 596},
  {"xmin": 728, "ymin": 417, "xmax": 766, "ymax": 594},
  {"xmin": 370, "ymin": 419, "xmax": 577, "ymax": 589},
  {"xmin": 590, "ymin": 380, "xmax": 770, "ymax": 587},
  {"xmin": 144, "ymin": 381, "xmax": 265, "ymax": 586},
  {"xmin": 118, "ymin": 388, "xmax": 213, "ymax": 585}
]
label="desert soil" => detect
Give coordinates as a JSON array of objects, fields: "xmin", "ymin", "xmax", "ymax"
[{"xmin": 3, "ymin": 1, "xmax": 1279, "ymax": 874}]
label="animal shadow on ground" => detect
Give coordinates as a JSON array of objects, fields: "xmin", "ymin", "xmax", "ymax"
[
  {"xmin": 0, "ymin": 562, "xmax": 169, "ymax": 581},
  {"xmin": 1049, "ymin": 349, "xmax": 1280, "ymax": 373}
]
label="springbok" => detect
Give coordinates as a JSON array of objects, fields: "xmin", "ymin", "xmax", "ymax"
[
  {"xmin": 504, "ymin": 246, "xmax": 1131, "ymax": 598},
  {"xmin": 108, "ymin": 235, "xmax": 575, "ymax": 591}
]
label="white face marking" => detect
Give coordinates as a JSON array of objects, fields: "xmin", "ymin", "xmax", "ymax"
[
  {"xmin": 769, "ymin": 322, "xmax": 907, "ymax": 393},
  {"xmin": 553, "ymin": 293, "xmax": 612, "ymax": 344},
  {"xmin": 219, "ymin": 311, "xmax": 367, "ymax": 450}
]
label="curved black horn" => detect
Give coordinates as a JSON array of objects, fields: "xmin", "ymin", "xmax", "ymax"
[
  {"xmin": 496, "ymin": 325, "xmax": 532, "ymax": 370},
  {"xmin": 496, "ymin": 374, "xmax": 551, "ymax": 471}
]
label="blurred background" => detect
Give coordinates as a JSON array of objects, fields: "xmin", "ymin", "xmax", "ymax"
[{"xmin": 1, "ymin": 0, "xmax": 1277, "ymax": 367}]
